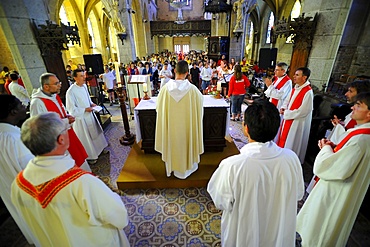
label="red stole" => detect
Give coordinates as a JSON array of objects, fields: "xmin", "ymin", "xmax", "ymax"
[
  {"xmin": 39, "ymin": 96, "xmax": 88, "ymax": 167},
  {"xmin": 271, "ymin": 75, "xmax": 291, "ymax": 106},
  {"xmin": 16, "ymin": 166, "xmax": 91, "ymax": 208},
  {"xmin": 345, "ymin": 119, "xmax": 357, "ymax": 130},
  {"xmin": 309, "ymin": 128, "xmax": 370, "ymax": 190},
  {"xmin": 277, "ymin": 85, "xmax": 312, "ymax": 148}
]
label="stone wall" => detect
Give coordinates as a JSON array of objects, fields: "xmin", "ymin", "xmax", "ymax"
[{"xmin": 0, "ymin": 26, "xmax": 16, "ymax": 71}]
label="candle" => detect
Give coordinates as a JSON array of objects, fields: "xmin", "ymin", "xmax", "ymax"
[
  {"xmin": 143, "ymin": 82, "xmax": 148, "ymax": 92},
  {"xmin": 217, "ymin": 80, "xmax": 222, "ymax": 91},
  {"xmin": 114, "ymin": 62, "xmax": 121, "ymax": 83}
]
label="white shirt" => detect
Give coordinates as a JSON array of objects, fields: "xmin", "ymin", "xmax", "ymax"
[
  {"xmin": 9, "ymin": 81, "xmax": 30, "ymax": 106},
  {"xmin": 208, "ymin": 141, "xmax": 304, "ymax": 247},
  {"xmin": 200, "ymin": 67, "xmax": 212, "ymax": 81},
  {"xmin": 159, "ymin": 68, "xmax": 172, "ymax": 87},
  {"xmin": 102, "ymin": 71, "xmax": 115, "ymax": 89}
]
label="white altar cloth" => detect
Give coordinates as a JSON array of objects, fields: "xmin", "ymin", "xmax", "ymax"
[{"xmin": 134, "ymin": 95, "xmax": 230, "ymax": 143}]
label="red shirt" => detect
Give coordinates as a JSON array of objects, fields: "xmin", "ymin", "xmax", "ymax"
[{"xmin": 228, "ymin": 74, "xmax": 250, "ymax": 97}]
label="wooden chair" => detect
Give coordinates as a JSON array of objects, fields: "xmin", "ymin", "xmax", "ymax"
[{"xmin": 346, "ymin": 75, "xmax": 357, "ymax": 84}]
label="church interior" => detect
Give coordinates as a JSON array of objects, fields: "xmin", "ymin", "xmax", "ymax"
[{"xmin": 0, "ymin": 0, "xmax": 370, "ymax": 245}]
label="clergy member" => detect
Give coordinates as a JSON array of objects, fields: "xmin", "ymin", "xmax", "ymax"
[
  {"xmin": 11, "ymin": 112, "xmax": 130, "ymax": 246},
  {"xmin": 264, "ymin": 62, "xmax": 292, "ymax": 111},
  {"xmin": 277, "ymin": 67, "xmax": 314, "ymax": 164},
  {"xmin": 0, "ymin": 95, "xmax": 36, "ymax": 245},
  {"xmin": 155, "ymin": 60, "xmax": 204, "ymax": 179},
  {"xmin": 66, "ymin": 69, "xmax": 108, "ymax": 164},
  {"xmin": 30, "ymin": 72, "xmax": 91, "ymax": 172},
  {"xmin": 297, "ymin": 92, "xmax": 370, "ymax": 246},
  {"xmin": 328, "ymin": 79, "xmax": 370, "ymax": 143},
  {"xmin": 307, "ymin": 79, "xmax": 370, "ymax": 193},
  {"xmin": 208, "ymin": 99, "xmax": 304, "ymax": 246}
]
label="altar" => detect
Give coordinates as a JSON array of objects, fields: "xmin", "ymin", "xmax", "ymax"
[{"xmin": 134, "ymin": 95, "xmax": 230, "ymax": 153}]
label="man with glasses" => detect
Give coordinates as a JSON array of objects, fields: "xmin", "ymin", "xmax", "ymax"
[
  {"xmin": 30, "ymin": 73, "xmax": 91, "ymax": 171},
  {"xmin": 264, "ymin": 62, "xmax": 292, "ymax": 111},
  {"xmin": 11, "ymin": 112, "xmax": 130, "ymax": 247}
]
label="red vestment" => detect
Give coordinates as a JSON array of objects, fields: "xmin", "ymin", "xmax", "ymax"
[{"xmin": 39, "ymin": 96, "xmax": 88, "ymax": 167}]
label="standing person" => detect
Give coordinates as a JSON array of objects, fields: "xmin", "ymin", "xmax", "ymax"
[
  {"xmin": 0, "ymin": 95, "xmax": 36, "ymax": 245},
  {"xmin": 11, "ymin": 112, "xmax": 130, "ymax": 247},
  {"xmin": 8, "ymin": 72, "xmax": 30, "ymax": 107},
  {"xmin": 142, "ymin": 62, "xmax": 154, "ymax": 95},
  {"xmin": 102, "ymin": 67, "xmax": 116, "ymax": 106},
  {"xmin": 200, "ymin": 62, "xmax": 212, "ymax": 94},
  {"xmin": 0, "ymin": 66, "xmax": 9, "ymax": 94},
  {"xmin": 328, "ymin": 80, "xmax": 370, "ymax": 143},
  {"xmin": 30, "ymin": 72, "xmax": 90, "ymax": 172},
  {"xmin": 297, "ymin": 92, "xmax": 370, "ymax": 246},
  {"xmin": 85, "ymin": 71, "xmax": 99, "ymax": 98},
  {"xmin": 127, "ymin": 62, "xmax": 139, "ymax": 76},
  {"xmin": 277, "ymin": 67, "xmax": 314, "ymax": 164},
  {"xmin": 189, "ymin": 62, "xmax": 200, "ymax": 89},
  {"xmin": 211, "ymin": 62, "xmax": 218, "ymax": 85},
  {"xmin": 159, "ymin": 62, "xmax": 172, "ymax": 88},
  {"xmin": 208, "ymin": 100, "xmax": 304, "ymax": 247},
  {"xmin": 227, "ymin": 65, "xmax": 250, "ymax": 121},
  {"xmin": 66, "ymin": 69, "xmax": 108, "ymax": 164},
  {"xmin": 264, "ymin": 62, "xmax": 292, "ymax": 111},
  {"xmin": 155, "ymin": 60, "xmax": 204, "ymax": 179}
]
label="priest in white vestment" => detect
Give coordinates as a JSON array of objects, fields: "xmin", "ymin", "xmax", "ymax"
[
  {"xmin": 155, "ymin": 60, "xmax": 204, "ymax": 179},
  {"xmin": 208, "ymin": 99, "xmax": 304, "ymax": 246},
  {"xmin": 66, "ymin": 69, "xmax": 108, "ymax": 163},
  {"xmin": 328, "ymin": 80, "xmax": 370, "ymax": 144},
  {"xmin": 277, "ymin": 67, "xmax": 314, "ymax": 164},
  {"xmin": 0, "ymin": 95, "xmax": 36, "ymax": 245},
  {"xmin": 264, "ymin": 62, "xmax": 292, "ymax": 111},
  {"xmin": 297, "ymin": 92, "xmax": 370, "ymax": 246},
  {"xmin": 11, "ymin": 112, "xmax": 130, "ymax": 247}
]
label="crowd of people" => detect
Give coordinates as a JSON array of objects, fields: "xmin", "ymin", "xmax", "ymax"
[{"xmin": 0, "ymin": 49, "xmax": 369, "ymax": 246}]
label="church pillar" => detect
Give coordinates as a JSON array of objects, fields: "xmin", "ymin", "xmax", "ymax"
[
  {"xmin": 0, "ymin": 0, "xmax": 48, "ymax": 92},
  {"xmin": 117, "ymin": 0, "xmax": 136, "ymax": 63},
  {"xmin": 303, "ymin": 0, "xmax": 353, "ymax": 88}
]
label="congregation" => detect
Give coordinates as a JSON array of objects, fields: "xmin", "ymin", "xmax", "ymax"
[{"xmin": 0, "ymin": 48, "xmax": 369, "ymax": 246}]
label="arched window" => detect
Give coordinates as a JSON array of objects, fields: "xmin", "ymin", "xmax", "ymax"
[
  {"xmin": 249, "ymin": 22, "xmax": 254, "ymax": 44},
  {"xmin": 59, "ymin": 5, "xmax": 68, "ymax": 25},
  {"xmin": 266, "ymin": 12, "xmax": 274, "ymax": 44},
  {"xmin": 286, "ymin": 0, "xmax": 301, "ymax": 43},
  {"xmin": 87, "ymin": 18, "xmax": 96, "ymax": 48},
  {"xmin": 59, "ymin": 5, "xmax": 73, "ymax": 47}
]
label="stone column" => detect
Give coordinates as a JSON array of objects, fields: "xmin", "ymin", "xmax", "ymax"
[
  {"xmin": 0, "ymin": 0, "xmax": 49, "ymax": 92},
  {"xmin": 304, "ymin": 0, "xmax": 354, "ymax": 88},
  {"xmin": 118, "ymin": 0, "xmax": 136, "ymax": 64}
]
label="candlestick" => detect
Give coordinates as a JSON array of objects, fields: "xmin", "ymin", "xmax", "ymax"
[
  {"xmin": 217, "ymin": 80, "xmax": 222, "ymax": 91},
  {"xmin": 143, "ymin": 91, "xmax": 151, "ymax": 100},
  {"xmin": 115, "ymin": 62, "xmax": 121, "ymax": 83},
  {"xmin": 143, "ymin": 82, "xmax": 148, "ymax": 92},
  {"xmin": 116, "ymin": 87, "xmax": 135, "ymax": 146}
]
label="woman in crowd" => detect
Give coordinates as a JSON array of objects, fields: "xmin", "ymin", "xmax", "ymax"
[{"xmin": 227, "ymin": 65, "xmax": 251, "ymax": 121}]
